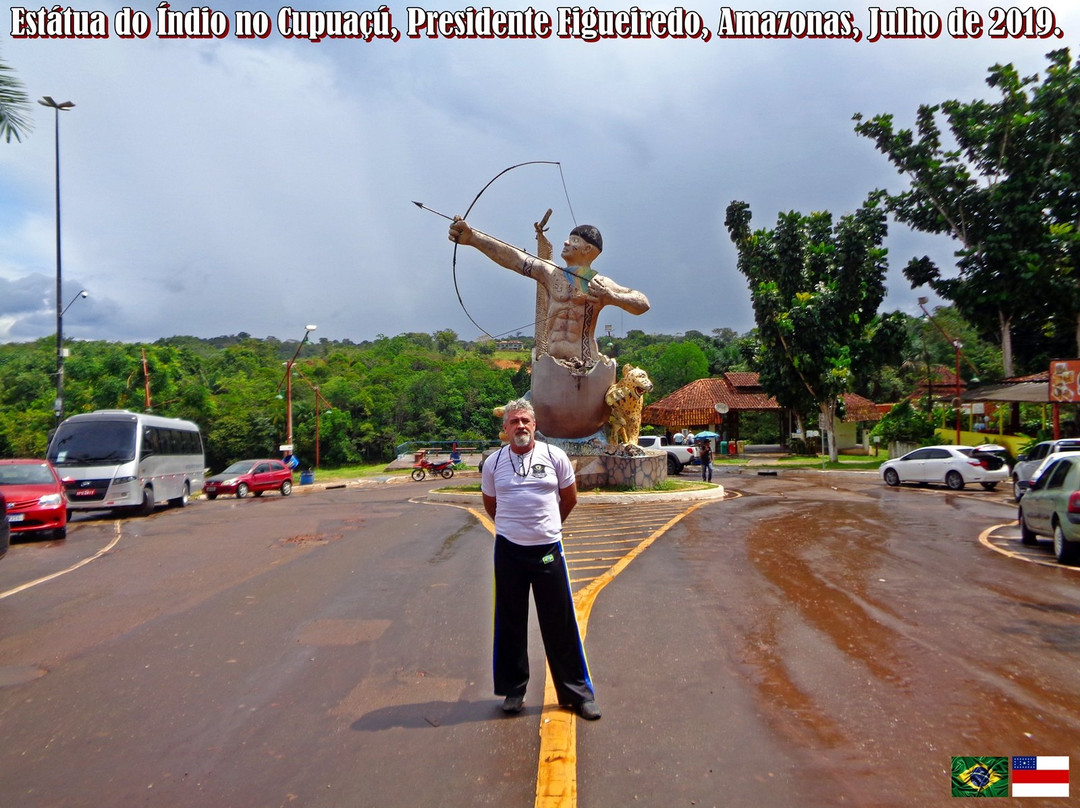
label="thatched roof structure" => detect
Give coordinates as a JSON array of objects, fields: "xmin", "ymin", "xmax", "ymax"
[
  {"xmin": 642, "ymin": 373, "xmax": 782, "ymax": 429},
  {"xmin": 642, "ymin": 373, "xmax": 882, "ymax": 429},
  {"xmin": 840, "ymin": 392, "xmax": 883, "ymax": 423}
]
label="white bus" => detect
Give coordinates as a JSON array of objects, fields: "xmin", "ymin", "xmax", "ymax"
[{"xmin": 47, "ymin": 410, "xmax": 205, "ymax": 515}]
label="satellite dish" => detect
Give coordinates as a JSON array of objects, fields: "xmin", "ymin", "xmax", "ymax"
[{"xmin": 715, "ymin": 402, "xmax": 729, "ymax": 414}]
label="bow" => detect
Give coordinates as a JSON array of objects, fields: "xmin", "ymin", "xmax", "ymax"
[{"xmin": 451, "ymin": 161, "xmax": 577, "ymax": 339}]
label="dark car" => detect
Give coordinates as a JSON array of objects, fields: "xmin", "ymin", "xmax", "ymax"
[
  {"xmin": 204, "ymin": 459, "xmax": 293, "ymax": 500},
  {"xmin": 0, "ymin": 459, "xmax": 68, "ymax": 540},
  {"xmin": 0, "ymin": 490, "xmax": 9, "ymax": 561}
]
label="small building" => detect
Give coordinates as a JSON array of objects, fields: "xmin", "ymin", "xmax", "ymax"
[
  {"xmin": 834, "ymin": 392, "xmax": 884, "ymax": 454},
  {"xmin": 642, "ymin": 373, "xmax": 785, "ymax": 446},
  {"xmin": 643, "ymin": 373, "xmax": 882, "ymax": 453}
]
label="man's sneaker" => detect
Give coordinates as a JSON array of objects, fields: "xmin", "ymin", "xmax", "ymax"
[
  {"xmin": 501, "ymin": 695, "xmax": 524, "ymax": 714},
  {"xmin": 577, "ymin": 700, "xmax": 602, "ymax": 720}
]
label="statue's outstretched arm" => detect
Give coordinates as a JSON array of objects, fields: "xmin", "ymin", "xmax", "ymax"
[{"xmin": 449, "ymin": 218, "xmax": 554, "ymax": 279}]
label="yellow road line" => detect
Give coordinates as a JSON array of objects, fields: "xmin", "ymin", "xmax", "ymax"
[
  {"xmin": 540, "ymin": 501, "xmax": 707, "ymax": 808},
  {"xmin": 980, "ymin": 522, "xmax": 1080, "ymax": 572},
  {"xmin": 444, "ymin": 498, "xmax": 708, "ymax": 808}
]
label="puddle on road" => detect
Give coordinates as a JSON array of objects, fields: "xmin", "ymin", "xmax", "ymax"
[
  {"xmin": 695, "ymin": 484, "xmax": 1080, "ymax": 801},
  {"xmin": 0, "ymin": 665, "xmax": 49, "ymax": 686}
]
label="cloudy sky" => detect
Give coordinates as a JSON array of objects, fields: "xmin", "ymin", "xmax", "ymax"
[{"xmin": 2, "ymin": 2, "xmax": 1076, "ymax": 346}]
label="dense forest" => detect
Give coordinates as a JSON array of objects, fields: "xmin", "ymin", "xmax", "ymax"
[{"xmin": 0, "ymin": 311, "xmax": 1024, "ymax": 470}]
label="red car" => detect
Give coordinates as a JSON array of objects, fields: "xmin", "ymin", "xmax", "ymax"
[
  {"xmin": 0, "ymin": 459, "xmax": 68, "ymax": 540},
  {"xmin": 204, "ymin": 459, "xmax": 293, "ymax": 500}
]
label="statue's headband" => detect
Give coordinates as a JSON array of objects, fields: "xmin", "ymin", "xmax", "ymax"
[{"xmin": 570, "ymin": 225, "xmax": 602, "ymax": 253}]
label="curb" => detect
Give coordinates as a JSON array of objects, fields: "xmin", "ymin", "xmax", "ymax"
[{"xmin": 426, "ymin": 481, "xmax": 727, "ymax": 505}]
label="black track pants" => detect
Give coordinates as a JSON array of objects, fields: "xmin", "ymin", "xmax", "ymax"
[{"xmin": 492, "ymin": 534, "xmax": 594, "ymax": 706}]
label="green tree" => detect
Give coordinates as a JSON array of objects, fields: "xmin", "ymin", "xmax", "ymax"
[
  {"xmin": 725, "ymin": 195, "xmax": 892, "ymax": 461},
  {"xmin": 853, "ymin": 48, "xmax": 1080, "ymax": 377},
  {"xmin": 434, "ymin": 329, "xmax": 459, "ymax": 355},
  {"xmin": 650, "ymin": 341, "xmax": 709, "ymax": 399}
]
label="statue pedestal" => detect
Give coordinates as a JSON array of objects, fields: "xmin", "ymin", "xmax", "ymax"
[
  {"xmin": 532, "ymin": 354, "xmax": 616, "ymax": 439},
  {"xmin": 568, "ymin": 450, "xmax": 667, "ymax": 490}
]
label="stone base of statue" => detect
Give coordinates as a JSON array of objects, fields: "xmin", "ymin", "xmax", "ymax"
[
  {"xmin": 532, "ymin": 353, "xmax": 616, "ymax": 440},
  {"xmin": 545, "ymin": 436, "xmax": 668, "ymax": 490},
  {"xmin": 568, "ymin": 451, "xmax": 666, "ymax": 489}
]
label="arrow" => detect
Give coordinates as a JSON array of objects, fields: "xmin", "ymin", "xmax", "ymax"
[
  {"xmin": 414, "ymin": 200, "xmax": 541, "ymax": 257},
  {"xmin": 413, "ymin": 201, "xmax": 461, "ymax": 222},
  {"xmin": 413, "ymin": 198, "xmax": 602, "ymax": 295}
]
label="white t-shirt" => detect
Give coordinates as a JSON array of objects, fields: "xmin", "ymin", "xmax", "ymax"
[{"xmin": 481, "ymin": 442, "xmax": 576, "ymax": 546}]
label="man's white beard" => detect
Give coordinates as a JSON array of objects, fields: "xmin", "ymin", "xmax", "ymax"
[{"xmin": 511, "ymin": 432, "xmax": 532, "ymax": 448}]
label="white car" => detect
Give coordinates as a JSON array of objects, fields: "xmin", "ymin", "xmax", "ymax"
[{"xmin": 880, "ymin": 445, "xmax": 1010, "ymax": 491}]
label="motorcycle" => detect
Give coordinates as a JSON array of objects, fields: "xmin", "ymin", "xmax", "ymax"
[{"xmin": 411, "ymin": 454, "xmax": 455, "ymax": 481}]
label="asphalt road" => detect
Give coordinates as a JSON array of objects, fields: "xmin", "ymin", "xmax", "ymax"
[{"xmin": 0, "ymin": 471, "xmax": 1077, "ymax": 807}]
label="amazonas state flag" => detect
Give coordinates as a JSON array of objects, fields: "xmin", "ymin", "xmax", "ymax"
[{"xmin": 1012, "ymin": 756, "xmax": 1069, "ymax": 798}]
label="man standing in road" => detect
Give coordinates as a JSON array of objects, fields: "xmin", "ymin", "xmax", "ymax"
[
  {"xmin": 481, "ymin": 398, "xmax": 601, "ymax": 720},
  {"xmin": 699, "ymin": 439, "xmax": 713, "ymax": 482}
]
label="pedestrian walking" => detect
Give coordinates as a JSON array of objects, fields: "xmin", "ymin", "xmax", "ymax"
[
  {"xmin": 480, "ymin": 398, "xmax": 601, "ymax": 720},
  {"xmin": 700, "ymin": 439, "xmax": 713, "ymax": 482}
]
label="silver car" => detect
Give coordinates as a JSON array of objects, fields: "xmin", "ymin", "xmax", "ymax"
[
  {"xmin": 880, "ymin": 445, "xmax": 1010, "ymax": 491},
  {"xmin": 1012, "ymin": 439, "xmax": 1080, "ymax": 501}
]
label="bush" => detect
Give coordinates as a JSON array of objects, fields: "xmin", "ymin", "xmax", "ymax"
[{"xmin": 871, "ymin": 400, "xmax": 936, "ymax": 445}]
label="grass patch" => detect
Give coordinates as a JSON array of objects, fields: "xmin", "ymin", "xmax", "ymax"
[
  {"xmin": 302, "ymin": 463, "xmax": 415, "ymax": 482},
  {"xmin": 712, "ymin": 455, "xmax": 887, "ymax": 471}
]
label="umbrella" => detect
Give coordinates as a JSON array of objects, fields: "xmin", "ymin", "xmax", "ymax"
[{"xmin": 695, "ymin": 431, "xmax": 719, "ymax": 439}]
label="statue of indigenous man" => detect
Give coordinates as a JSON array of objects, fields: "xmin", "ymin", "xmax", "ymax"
[{"xmin": 449, "ymin": 216, "xmax": 650, "ymax": 438}]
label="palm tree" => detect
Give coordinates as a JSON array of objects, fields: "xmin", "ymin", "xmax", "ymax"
[{"xmin": 0, "ymin": 53, "xmax": 33, "ymax": 143}]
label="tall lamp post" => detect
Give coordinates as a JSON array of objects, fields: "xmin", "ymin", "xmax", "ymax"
[
  {"xmin": 40, "ymin": 96, "xmax": 75, "ymax": 423},
  {"xmin": 278, "ymin": 325, "xmax": 317, "ymax": 457}
]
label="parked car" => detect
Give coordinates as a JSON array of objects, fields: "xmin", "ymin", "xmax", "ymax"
[
  {"xmin": 1017, "ymin": 454, "xmax": 1080, "ymax": 564},
  {"xmin": 1011, "ymin": 438, "xmax": 1080, "ymax": 501},
  {"xmin": 204, "ymin": 459, "xmax": 293, "ymax": 500},
  {"xmin": 637, "ymin": 435, "xmax": 697, "ymax": 475},
  {"xmin": 880, "ymin": 445, "xmax": 1010, "ymax": 491},
  {"xmin": 0, "ymin": 490, "xmax": 9, "ymax": 561},
  {"xmin": 0, "ymin": 459, "xmax": 68, "ymax": 540}
]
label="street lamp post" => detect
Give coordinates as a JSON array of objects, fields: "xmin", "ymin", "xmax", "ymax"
[
  {"xmin": 39, "ymin": 96, "xmax": 75, "ymax": 424},
  {"xmin": 59, "ymin": 290, "xmax": 89, "ymax": 386},
  {"xmin": 281, "ymin": 325, "xmax": 317, "ymax": 456}
]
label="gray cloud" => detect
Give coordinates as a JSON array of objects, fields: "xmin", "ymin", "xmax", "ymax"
[{"xmin": 2, "ymin": 2, "xmax": 1075, "ymax": 345}]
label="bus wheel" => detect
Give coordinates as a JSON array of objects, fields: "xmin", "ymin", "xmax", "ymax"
[
  {"xmin": 170, "ymin": 482, "xmax": 190, "ymax": 508},
  {"xmin": 139, "ymin": 486, "xmax": 155, "ymax": 516}
]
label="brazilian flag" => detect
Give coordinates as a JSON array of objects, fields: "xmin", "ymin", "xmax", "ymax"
[{"xmin": 951, "ymin": 757, "xmax": 1009, "ymax": 797}]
